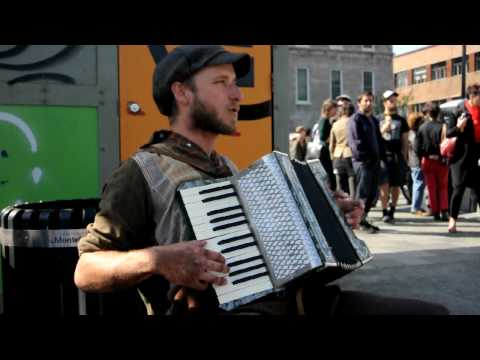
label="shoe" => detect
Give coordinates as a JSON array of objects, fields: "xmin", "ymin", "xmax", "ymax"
[
  {"xmin": 440, "ymin": 211, "xmax": 449, "ymax": 222},
  {"xmin": 360, "ymin": 220, "xmax": 379, "ymax": 233},
  {"xmin": 433, "ymin": 213, "xmax": 441, "ymax": 221},
  {"xmin": 413, "ymin": 210, "xmax": 428, "ymax": 216},
  {"xmin": 389, "ymin": 206, "xmax": 396, "ymax": 221},
  {"xmin": 382, "ymin": 209, "xmax": 392, "ymax": 223}
]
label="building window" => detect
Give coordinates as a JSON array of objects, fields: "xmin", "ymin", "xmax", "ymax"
[
  {"xmin": 452, "ymin": 57, "xmax": 468, "ymax": 76},
  {"xmin": 413, "ymin": 67, "xmax": 427, "ymax": 84},
  {"xmin": 475, "ymin": 53, "xmax": 480, "ymax": 71},
  {"xmin": 413, "ymin": 103, "xmax": 425, "ymax": 113},
  {"xmin": 330, "ymin": 70, "xmax": 342, "ymax": 99},
  {"xmin": 296, "ymin": 67, "xmax": 310, "ymax": 105},
  {"xmin": 363, "ymin": 71, "xmax": 374, "ymax": 93},
  {"xmin": 431, "ymin": 61, "xmax": 446, "ymax": 80},
  {"xmin": 395, "ymin": 71, "xmax": 408, "ymax": 88},
  {"xmin": 362, "ymin": 45, "xmax": 375, "ymax": 51}
]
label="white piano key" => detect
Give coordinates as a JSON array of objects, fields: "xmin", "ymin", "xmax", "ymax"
[
  {"xmin": 222, "ymin": 245, "xmax": 261, "ymax": 261},
  {"xmin": 184, "ymin": 197, "xmax": 240, "ymax": 218},
  {"xmin": 179, "ymin": 181, "xmax": 232, "ymax": 197},
  {"xmin": 217, "ymin": 279, "xmax": 273, "ymax": 305},
  {"xmin": 188, "ymin": 209, "xmax": 244, "ymax": 226},
  {"xmin": 229, "ymin": 266, "xmax": 268, "ymax": 282},
  {"xmin": 215, "ymin": 272, "xmax": 272, "ymax": 298},
  {"xmin": 223, "ymin": 247, "xmax": 262, "ymax": 262},
  {"xmin": 190, "ymin": 209, "xmax": 245, "ymax": 226},
  {"xmin": 195, "ymin": 223, "xmax": 251, "ymax": 240},
  {"xmin": 193, "ymin": 216, "xmax": 247, "ymax": 233},
  {"xmin": 181, "ymin": 188, "xmax": 236, "ymax": 204},
  {"xmin": 204, "ymin": 228, "xmax": 252, "ymax": 245},
  {"xmin": 228, "ymin": 258, "xmax": 264, "ymax": 272},
  {"xmin": 218, "ymin": 238, "xmax": 257, "ymax": 255}
]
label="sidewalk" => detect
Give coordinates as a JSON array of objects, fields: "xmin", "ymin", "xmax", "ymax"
[{"xmin": 333, "ymin": 198, "xmax": 480, "ymax": 315}]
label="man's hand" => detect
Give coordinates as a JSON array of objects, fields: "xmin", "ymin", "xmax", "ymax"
[
  {"xmin": 173, "ymin": 287, "xmax": 200, "ymax": 310},
  {"xmin": 333, "ymin": 191, "xmax": 364, "ymax": 229},
  {"xmin": 151, "ymin": 241, "xmax": 229, "ymax": 291}
]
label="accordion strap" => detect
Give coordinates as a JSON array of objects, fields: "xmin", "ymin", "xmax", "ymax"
[{"xmin": 296, "ymin": 287, "xmax": 306, "ymax": 315}]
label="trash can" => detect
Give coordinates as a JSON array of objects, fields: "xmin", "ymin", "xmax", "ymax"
[{"xmin": 0, "ymin": 199, "xmax": 146, "ymax": 315}]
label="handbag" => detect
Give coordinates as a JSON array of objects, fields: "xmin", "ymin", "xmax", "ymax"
[
  {"xmin": 440, "ymin": 123, "xmax": 457, "ymax": 159},
  {"xmin": 440, "ymin": 137, "xmax": 457, "ymax": 159}
]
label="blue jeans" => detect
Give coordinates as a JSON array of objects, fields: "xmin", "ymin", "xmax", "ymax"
[{"xmin": 410, "ymin": 166, "xmax": 425, "ymax": 212}]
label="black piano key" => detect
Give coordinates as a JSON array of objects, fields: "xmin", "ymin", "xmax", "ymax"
[
  {"xmin": 221, "ymin": 241, "xmax": 256, "ymax": 254},
  {"xmin": 198, "ymin": 184, "xmax": 234, "ymax": 195},
  {"xmin": 227, "ymin": 255, "xmax": 263, "ymax": 268},
  {"xmin": 206, "ymin": 205, "xmax": 242, "ymax": 216},
  {"xmin": 218, "ymin": 233, "xmax": 253, "ymax": 246},
  {"xmin": 210, "ymin": 212, "xmax": 245, "ymax": 224},
  {"xmin": 229, "ymin": 264, "xmax": 266, "ymax": 277},
  {"xmin": 202, "ymin": 192, "xmax": 237, "ymax": 203},
  {"xmin": 232, "ymin": 271, "xmax": 269, "ymax": 285},
  {"xmin": 212, "ymin": 220, "xmax": 248, "ymax": 231}
]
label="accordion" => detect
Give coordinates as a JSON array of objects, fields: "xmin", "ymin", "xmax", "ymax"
[{"xmin": 178, "ymin": 151, "xmax": 372, "ymax": 311}]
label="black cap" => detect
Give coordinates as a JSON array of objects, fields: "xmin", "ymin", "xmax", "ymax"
[{"xmin": 152, "ymin": 45, "xmax": 251, "ymax": 116}]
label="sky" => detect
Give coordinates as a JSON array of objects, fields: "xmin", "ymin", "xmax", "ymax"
[{"xmin": 393, "ymin": 45, "xmax": 429, "ymax": 55}]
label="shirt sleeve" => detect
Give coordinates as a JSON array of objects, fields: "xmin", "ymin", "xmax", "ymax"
[{"xmin": 77, "ymin": 158, "xmax": 156, "ymax": 256}]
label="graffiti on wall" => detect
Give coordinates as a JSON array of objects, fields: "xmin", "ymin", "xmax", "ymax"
[
  {"xmin": 0, "ymin": 106, "xmax": 100, "ymax": 210},
  {"xmin": 0, "ymin": 45, "xmax": 95, "ymax": 86}
]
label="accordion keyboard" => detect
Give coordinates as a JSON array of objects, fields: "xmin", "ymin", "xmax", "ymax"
[{"xmin": 179, "ymin": 182, "xmax": 273, "ymax": 304}]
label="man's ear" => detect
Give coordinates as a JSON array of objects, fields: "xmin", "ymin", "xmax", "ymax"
[{"xmin": 171, "ymin": 82, "xmax": 192, "ymax": 108}]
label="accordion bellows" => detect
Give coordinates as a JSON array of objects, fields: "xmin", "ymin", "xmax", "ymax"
[{"xmin": 178, "ymin": 151, "xmax": 372, "ymax": 311}]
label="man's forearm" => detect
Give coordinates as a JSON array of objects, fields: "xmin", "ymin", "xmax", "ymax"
[{"xmin": 74, "ymin": 248, "xmax": 157, "ymax": 293}]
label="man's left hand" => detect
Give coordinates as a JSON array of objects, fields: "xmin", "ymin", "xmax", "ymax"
[{"xmin": 333, "ymin": 191, "xmax": 364, "ymax": 229}]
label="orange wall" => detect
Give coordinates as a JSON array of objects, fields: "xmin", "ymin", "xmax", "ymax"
[{"xmin": 118, "ymin": 45, "xmax": 272, "ymax": 170}]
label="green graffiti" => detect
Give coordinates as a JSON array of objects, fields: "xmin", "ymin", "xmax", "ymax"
[{"xmin": 0, "ymin": 105, "xmax": 100, "ymax": 210}]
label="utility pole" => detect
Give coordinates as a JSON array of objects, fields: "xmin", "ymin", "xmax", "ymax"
[{"xmin": 461, "ymin": 45, "xmax": 467, "ymax": 98}]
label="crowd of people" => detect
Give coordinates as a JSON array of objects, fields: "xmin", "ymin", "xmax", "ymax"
[{"xmin": 290, "ymin": 85, "xmax": 480, "ymax": 234}]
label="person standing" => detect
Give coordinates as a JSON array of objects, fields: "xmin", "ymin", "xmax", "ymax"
[
  {"xmin": 415, "ymin": 103, "xmax": 449, "ymax": 221},
  {"xmin": 330, "ymin": 102, "xmax": 356, "ymax": 196},
  {"xmin": 347, "ymin": 91, "xmax": 384, "ymax": 234},
  {"xmin": 446, "ymin": 84, "xmax": 480, "ymax": 233},
  {"xmin": 407, "ymin": 111, "xmax": 427, "ymax": 215},
  {"xmin": 377, "ymin": 90, "xmax": 410, "ymax": 223}
]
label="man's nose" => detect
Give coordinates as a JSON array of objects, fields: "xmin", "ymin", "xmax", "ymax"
[{"xmin": 230, "ymin": 84, "xmax": 243, "ymax": 102}]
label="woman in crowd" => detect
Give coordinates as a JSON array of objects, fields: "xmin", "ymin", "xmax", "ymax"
[
  {"xmin": 407, "ymin": 112, "xmax": 428, "ymax": 216},
  {"xmin": 414, "ymin": 103, "xmax": 449, "ymax": 222},
  {"xmin": 330, "ymin": 102, "xmax": 356, "ymax": 196},
  {"xmin": 446, "ymin": 84, "xmax": 480, "ymax": 233}
]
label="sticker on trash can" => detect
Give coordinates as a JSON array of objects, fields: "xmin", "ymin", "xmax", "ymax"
[{"xmin": 0, "ymin": 229, "xmax": 86, "ymax": 248}]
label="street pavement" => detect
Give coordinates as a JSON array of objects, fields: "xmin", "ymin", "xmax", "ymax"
[{"xmin": 333, "ymin": 197, "xmax": 480, "ymax": 315}]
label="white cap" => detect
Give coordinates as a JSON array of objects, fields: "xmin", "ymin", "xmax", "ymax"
[{"xmin": 383, "ymin": 90, "xmax": 399, "ymax": 100}]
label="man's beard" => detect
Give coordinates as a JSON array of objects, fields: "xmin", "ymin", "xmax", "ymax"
[
  {"xmin": 190, "ymin": 96, "xmax": 236, "ymax": 135},
  {"xmin": 387, "ymin": 105, "xmax": 397, "ymax": 114}
]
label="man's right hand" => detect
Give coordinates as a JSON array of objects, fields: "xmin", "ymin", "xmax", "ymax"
[{"xmin": 150, "ymin": 241, "xmax": 229, "ymax": 291}]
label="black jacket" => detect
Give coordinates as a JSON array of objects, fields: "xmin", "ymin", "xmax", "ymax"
[
  {"xmin": 446, "ymin": 101, "xmax": 480, "ymax": 188},
  {"xmin": 414, "ymin": 121, "xmax": 443, "ymax": 159}
]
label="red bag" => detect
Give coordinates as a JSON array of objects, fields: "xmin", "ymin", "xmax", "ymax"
[{"xmin": 440, "ymin": 137, "xmax": 457, "ymax": 159}]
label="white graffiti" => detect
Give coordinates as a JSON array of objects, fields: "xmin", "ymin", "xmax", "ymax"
[
  {"xmin": 0, "ymin": 111, "xmax": 43, "ymax": 185},
  {"xmin": 0, "ymin": 112, "xmax": 38, "ymax": 153}
]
